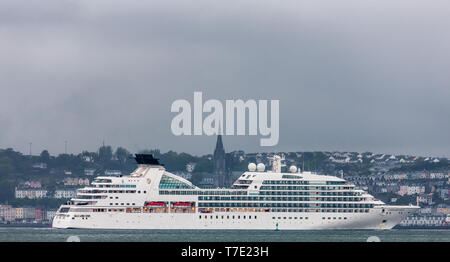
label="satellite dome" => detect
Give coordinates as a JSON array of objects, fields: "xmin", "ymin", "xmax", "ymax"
[
  {"xmin": 256, "ymin": 163, "xmax": 265, "ymax": 172},
  {"xmin": 248, "ymin": 163, "xmax": 257, "ymax": 172},
  {"xmin": 289, "ymin": 165, "xmax": 297, "ymax": 173}
]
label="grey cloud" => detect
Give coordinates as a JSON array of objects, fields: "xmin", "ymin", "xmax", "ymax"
[{"xmin": 0, "ymin": 0, "xmax": 449, "ymax": 157}]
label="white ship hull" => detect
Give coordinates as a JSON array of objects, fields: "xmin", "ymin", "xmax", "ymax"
[
  {"xmin": 53, "ymin": 206, "xmax": 417, "ymax": 230},
  {"xmin": 52, "ymin": 154, "xmax": 420, "ymax": 231}
]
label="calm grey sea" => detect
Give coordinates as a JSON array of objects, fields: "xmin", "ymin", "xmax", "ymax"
[{"xmin": 0, "ymin": 228, "xmax": 449, "ymax": 242}]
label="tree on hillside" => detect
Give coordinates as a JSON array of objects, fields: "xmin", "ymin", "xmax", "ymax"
[
  {"xmin": 115, "ymin": 147, "xmax": 130, "ymax": 163},
  {"xmin": 40, "ymin": 150, "xmax": 50, "ymax": 164},
  {"xmin": 98, "ymin": 145, "xmax": 113, "ymax": 163},
  {"xmin": 0, "ymin": 156, "xmax": 14, "ymax": 175}
]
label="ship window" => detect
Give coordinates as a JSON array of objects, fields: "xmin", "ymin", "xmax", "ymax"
[{"xmin": 159, "ymin": 174, "xmax": 195, "ymax": 189}]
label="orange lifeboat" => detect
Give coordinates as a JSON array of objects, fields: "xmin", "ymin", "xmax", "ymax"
[
  {"xmin": 173, "ymin": 202, "xmax": 191, "ymax": 207},
  {"xmin": 146, "ymin": 202, "xmax": 166, "ymax": 206}
]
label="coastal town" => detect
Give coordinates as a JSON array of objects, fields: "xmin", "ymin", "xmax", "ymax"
[{"xmin": 0, "ymin": 140, "xmax": 449, "ymax": 228}]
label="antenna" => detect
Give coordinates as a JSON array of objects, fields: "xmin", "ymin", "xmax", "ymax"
[{"xmin": 269, "ymin": 154, "xmax": 286, "ymax": 173}]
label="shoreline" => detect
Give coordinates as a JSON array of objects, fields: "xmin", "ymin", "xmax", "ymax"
[{"xmin": 0, "ymin": 223, "xmax": 51, "ymax": 228}]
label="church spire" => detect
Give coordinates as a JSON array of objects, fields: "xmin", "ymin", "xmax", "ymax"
[
  {"xmin": 213, "ymin": 134, "xmax": 228, "ymax": 188},
  {"xmin": 215, "ymin": 134, "xmax": 224, "ymax": 154}
]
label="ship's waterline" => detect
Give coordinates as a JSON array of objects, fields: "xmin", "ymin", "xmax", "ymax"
[
  {"xmin": 52, "ymin": 154, "xmax": 419, "ymax": 230},
  {"xmin": 0, "ymin": 228, "xmax": 449, "ymax": 242}
]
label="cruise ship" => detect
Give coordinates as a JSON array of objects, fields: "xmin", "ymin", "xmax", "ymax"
[{"xmin": 53, "ymin": 154, "xmax": 419, "ymax": 230}]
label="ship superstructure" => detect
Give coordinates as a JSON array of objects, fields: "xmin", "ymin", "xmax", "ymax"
[{"xmin": 53, "ymin": 154, "xmax": 419, "ymax": 229}]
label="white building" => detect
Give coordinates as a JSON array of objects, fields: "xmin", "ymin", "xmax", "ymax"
[
  {"xmin": 400, "ymin": 215, "xmax": 445, "ymax": 227},
  {"xmin": 45, "ymin": 210, "xmax": 57, "ymax": 222},
  {"xmin": 63, "ymin": 177, "xmax": 90, "ymax": 186},
  {"xmin": 32, "ymin": 163, "xmax": 47, "ymax": 169},
  {"xmin": 407, "ymin": 185, "xmax": 425, "ymax": 195},
  {"xmin": 175, "ymin": 171, "xmax": 192, "ymax": 180},
  {"xmin": 185, "ymin": 163, "xmax": 196, "ymax": 173},
  {"xmin": 0, "ymin": 205, "xmax": 15, "ymax": 222},
  {"xmin": 105, "ymin": 170, "xmax": 122, "ymax": 176},
  {"xmin": 417, "ymin": 194, "xmax": 433, "ymax": 205},
  {"xmin": 15, "ymin": 188, "xmax": 48, "ymax": 199},
  {"xmin": 23, "ymin": 207, "xmax": 35, "ymax": 220},
  {"xmin": 84, "ymin": 168, "xmax": 96, "ymax": 176},
  {"xmin": 54, "ymin": 189, "xmax": 77, "ymax": 199}
]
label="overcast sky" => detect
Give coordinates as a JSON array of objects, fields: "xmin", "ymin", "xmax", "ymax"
[{"xmin": 0, "ymin": 0, "xmax": 449, "ymax": 157}]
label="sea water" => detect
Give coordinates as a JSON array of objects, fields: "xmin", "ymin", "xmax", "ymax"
[{"xmin": 0, "ymin": 228, "xmax": 449, "ymax": 242}]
